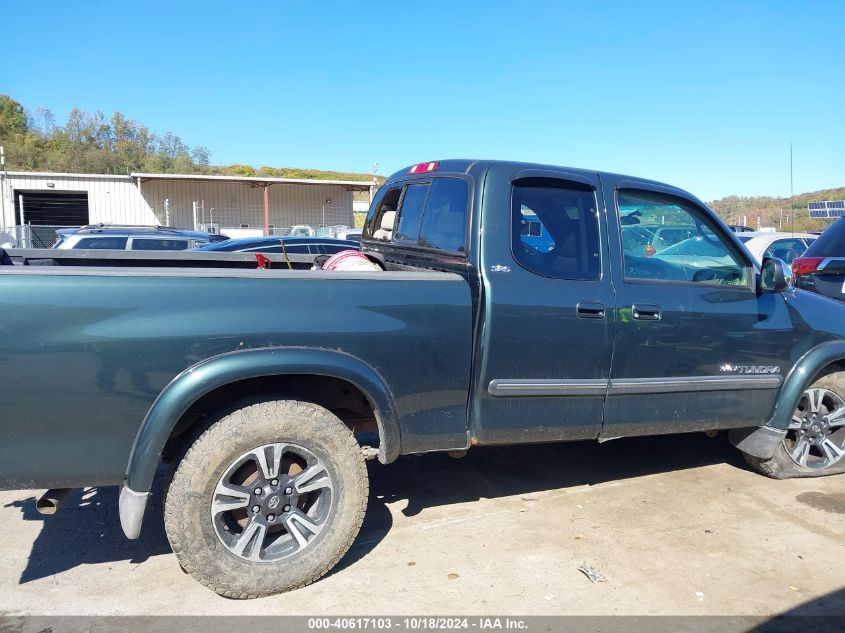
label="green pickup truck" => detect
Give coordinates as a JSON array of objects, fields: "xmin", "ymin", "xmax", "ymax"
[{"xmin": 2, "ymin": 159, "xmax": 845, "ymax": 598}]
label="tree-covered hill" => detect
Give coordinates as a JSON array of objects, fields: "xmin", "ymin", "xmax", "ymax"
[
  {"xmin": 707, "ymin": 187, "xmax": 845, "ymax": 232},
  {"xmin": 0, "ymin": 95, "xmax": 380, "ymax": 183}
]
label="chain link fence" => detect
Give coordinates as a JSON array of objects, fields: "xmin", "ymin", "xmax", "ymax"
[
  {"xmin": 0, "ymin": 200, "xmax": 369, "ymax": 248},
  {"xmin": 184, "ymin": 202, "xmax": 357, "ymax": 239},
  {"xmin": 1, "ymin": 225, "xmax": 83, "ymax": 248}
]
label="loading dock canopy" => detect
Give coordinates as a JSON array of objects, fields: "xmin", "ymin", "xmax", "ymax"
[
  {"xmin": 130, "ymin": 173, "xmax": 373, "ymax": 191},
  {"xmin": 131, "ymin": 172, "xmax": 373, "ymax": 236}
]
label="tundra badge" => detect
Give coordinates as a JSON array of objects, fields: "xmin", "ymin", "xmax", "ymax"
[{"xmin": 720, "ymin": 364, "xmax": 781, "ymax": 375}]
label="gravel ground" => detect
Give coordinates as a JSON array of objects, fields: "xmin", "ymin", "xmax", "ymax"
[{"xmin": 1, "ymin": 433, "xmax": 843, "ymax": 617}]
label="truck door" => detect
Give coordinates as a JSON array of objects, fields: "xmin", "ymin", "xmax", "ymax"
[
  {"xmin": 473, "ymin": 165, "xmax": 615, "ymax": 444},
  {"xmin": 601, "ymin": 176, "xmax": 795, "ymax": 437}
]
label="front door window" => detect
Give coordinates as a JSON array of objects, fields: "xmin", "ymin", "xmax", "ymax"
[{"xmin": 618, "ymin": 189, "xmax": 750, "ymax": 287}]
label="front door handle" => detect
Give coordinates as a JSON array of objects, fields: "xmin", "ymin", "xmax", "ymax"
[
  {"xmin": 576, "ymin": 301, "xmax": 606, "ymax": 319},
  {"xmin": 632, "ymin": 303, "xmax": 661, "ymax": 321}
]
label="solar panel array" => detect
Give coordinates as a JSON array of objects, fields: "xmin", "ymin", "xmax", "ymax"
[{"xmin": 807, "ymin": 200, "xmax": 845, "ymax": 218}]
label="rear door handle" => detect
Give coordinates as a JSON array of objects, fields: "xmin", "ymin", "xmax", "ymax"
[
  {"xmin": 576, "ymin": 301, "xmax": 606, "ymax": 319},
  {"xmin": 632, "ymin": 303, "xmax": 661, "ymax": 321}
]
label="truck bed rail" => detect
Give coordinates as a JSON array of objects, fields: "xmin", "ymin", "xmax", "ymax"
[{"xmin": 2, "ymin": 248, "xmax": 317, "ymax": 269}]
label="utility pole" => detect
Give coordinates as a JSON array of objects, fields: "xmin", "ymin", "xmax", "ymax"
[
  {"xmin": 370, "ymin": 162, "xmax": 378, "ymax": 204},
  {"xmin": 263, "ymin": 185, "xmax": 270, "ymax": 236},
  {"xmin": 0, "ymin": 146, "xmax": 7, "ymax": 231},
  {"xmin": 790, "ymin": 143, "xmax": 795, "ymax": 234}
]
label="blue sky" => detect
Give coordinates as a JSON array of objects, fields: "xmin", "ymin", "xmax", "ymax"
[{"xmin": 2, "ymin": 0, "xmax": 843, "ymax": 200}]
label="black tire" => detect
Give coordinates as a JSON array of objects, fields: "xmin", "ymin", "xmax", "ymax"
[
  {"xmin": 744, "ymin": 371, "xmax": 845, "ymax": 479},
  {"xmin": 164, "ymin": 399, "xmax": 368, "ymax": 599}
]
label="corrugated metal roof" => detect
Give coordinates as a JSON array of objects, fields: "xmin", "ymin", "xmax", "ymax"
[
  {"xmin": 131, "ymin": 172, "xmax": 374, "ymax": 190},
  {"xmin": 3, "ymin": 171, "xmax": 374, "ymax": 191},
  {"xmin": 5, "ymin": 171, "xmax": 133, "ymax": 180}
]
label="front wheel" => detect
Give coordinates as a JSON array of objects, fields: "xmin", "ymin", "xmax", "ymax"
[
  {"xmin": 164, "ymin": 399, "xmax": 368, "ymax": 598},
  {"xmin": 744, "ymin": 371, "xmax": 845, "ymax": 479}
]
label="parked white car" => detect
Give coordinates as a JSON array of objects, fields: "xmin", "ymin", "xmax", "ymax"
[
  {"xmin": 334, "ymin": 228, "xmax": 362, "ymax": 242},
  {"xmin": 735, "ymin": 231, "xmax": 816, "ymax": 265}
]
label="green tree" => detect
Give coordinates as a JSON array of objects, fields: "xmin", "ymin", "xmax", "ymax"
[
  {"xmin": 231, "ymin": 164, "xmax": 256, "ymax": 177},
  {"xmin": 0, "ymin": 94, "xmax": 377, "ymax": 184},
  {"xmin": 0, "ymin": 94, "xmax": 27, "ymax": 138}
]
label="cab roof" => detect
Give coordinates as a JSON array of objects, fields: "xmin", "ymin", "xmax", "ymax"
[{"xmin": 386, "ymin": 159, "xmax": 680, "ymax": 193}]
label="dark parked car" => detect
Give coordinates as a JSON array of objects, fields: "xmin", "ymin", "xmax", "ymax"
[
  {"xmin": 3, "ymin": 159, "xmax": 845, "ymax": 600},
  {"xmin": 54, "ymin": 224, "xmax": 229, "ymax": 250},
  {"xmin": 193, "ymin": 235, "xmax": 360, "ymax": 255},
  {"xmin": 729, "ymin": 224, "xmax": 755, "ymax": 233},
  {"xmin": 792, "ymin": 217, "xmax": 845, "ymax": 301}
]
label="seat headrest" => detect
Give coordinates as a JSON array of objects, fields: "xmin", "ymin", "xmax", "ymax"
[{"xmin": 380, "ymin": 210, "xmax": 396, "ymax": 231}]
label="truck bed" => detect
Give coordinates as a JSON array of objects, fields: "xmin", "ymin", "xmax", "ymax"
[{"xmin": 0, "ymin": 255, "xmax": 473, "ymax": 489}]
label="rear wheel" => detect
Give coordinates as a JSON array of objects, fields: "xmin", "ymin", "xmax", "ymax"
[
  {"xmin": 745, "ymin": 371, "xmax": 845, "ymax": 478},
  {"xmin": 164, "ymin": 399, "xmax": 368, "ymax": 598}
]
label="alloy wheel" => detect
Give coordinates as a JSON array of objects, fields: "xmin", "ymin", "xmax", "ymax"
[
  {"xmin": 785, "ymin": 387, "xmax": 845, "ymax": 469},
  {"xmin": 210, "ymin": 442, "xmax": 334, "ymax": 562}
]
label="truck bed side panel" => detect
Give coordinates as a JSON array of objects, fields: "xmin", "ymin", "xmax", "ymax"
[{"xmin": 0, "ymin": 269, "xmax": 472, "ymax": 489}]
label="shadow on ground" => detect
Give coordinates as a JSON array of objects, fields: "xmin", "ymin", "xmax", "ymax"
[
  {"xmin": 370, "ymin": 431, "xmax": 746, "ymax": 518},
  {"xmin": 8, "ymin": 432, "xmax": 745, "ymax": 585},
  {"xmin": 6, "ymin": 472, "xmax": 172, "ymax": 584},
  {"xmin": 752, "ymin": 587, "xmax": 845, "ymax": 630}
]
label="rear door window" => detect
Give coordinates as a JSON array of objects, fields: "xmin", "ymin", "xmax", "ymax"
[
  {"xmin": 75, "ymin": 237, "xmax": 128, "ymax": 249},
  {"xmin": 512, "ymin": 181, "xmax": 600, "ymax": 280},
  {"xmin": 130, "ymin": 238, "xmax": 188, "ymax": 251}
]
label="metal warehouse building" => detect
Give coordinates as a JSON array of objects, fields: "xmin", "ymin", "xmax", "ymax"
[{"xmin": 0, "ymin": 171, "xmax": 374, "ymax": 247}]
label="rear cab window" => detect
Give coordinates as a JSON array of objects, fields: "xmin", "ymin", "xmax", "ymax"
[
  {"xmin": 394, "ymin": 184, "xmax": 429, "ymax": 243},
  {"xmin": 363, "ymin": 186, "xmax": 402, "ymax": 242},
  {"xmin": 364, "ymin": 177, "xmax": 469, "ymax": 254}
]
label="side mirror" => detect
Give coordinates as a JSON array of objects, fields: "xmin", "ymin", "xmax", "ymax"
[{"xmin": 759, "ymin": 257, "xmax": 792, "ymax": 293}]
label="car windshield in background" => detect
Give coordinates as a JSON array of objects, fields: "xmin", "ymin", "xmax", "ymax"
[{"xmin": 658, "ymin": 236, "xmax": 729, "ymax": 257}]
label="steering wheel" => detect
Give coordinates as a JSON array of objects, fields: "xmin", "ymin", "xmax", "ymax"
[
  {"xmin": 692, "ymin": 268, "xmax": 718, "ymax": 283},
  {"xmin": 692, "ymin": 268, "xmax": 741, "ymax": 285}
]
